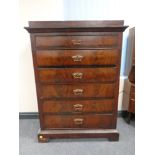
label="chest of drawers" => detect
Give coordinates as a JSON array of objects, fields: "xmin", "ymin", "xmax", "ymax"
[{"xmin": 25, "ymin": 21, "xmax": 128, "ymax": 142}]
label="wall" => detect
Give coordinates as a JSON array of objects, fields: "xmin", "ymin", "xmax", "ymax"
[
  {"xmin": 63, "ymin": 0, "xmax": 135, "ymax": 75},
  {"xmin": 19, "ymin": 0, "xmax": 64, "ymax": 112},
  {"xmin": 19, "ymin": 0, "xmax": 134, "ymax": 112}
]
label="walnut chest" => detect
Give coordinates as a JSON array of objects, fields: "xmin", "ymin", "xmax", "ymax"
[{"xmin": 25, "ymin": 21, "xmax": 128, "ymax": 142}]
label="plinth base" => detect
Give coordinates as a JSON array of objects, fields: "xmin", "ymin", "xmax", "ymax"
[{"xmin": 38, "ymin": 129, "xmax": 119, "ymax": 142}]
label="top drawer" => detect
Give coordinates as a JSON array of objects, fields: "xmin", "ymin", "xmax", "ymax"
[{"xmin": 35, "ymin": 35, "xmax": 118, "ymax": 49}]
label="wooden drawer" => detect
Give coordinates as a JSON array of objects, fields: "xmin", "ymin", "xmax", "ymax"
[
  {"xmin": 35, "ymin": 35, "xmax": 118, "ymax": 48},
  {"xmin": 40, "ymin": 83, "xmax": 115, "ymax": 99},
  {"xmin": 41, "ymin": 99, "xmax": 114, "ymax": 114},
  {"xmin": 38, "ymin": 67, "xmax": 117, "ymax": 83},
  {"xmin": 43, "ymin": 114, "xmax": 114, "ymax": 129},
  {"xmin": 36, "ymin": 49, "xmax": 119, "ymax": 67}
]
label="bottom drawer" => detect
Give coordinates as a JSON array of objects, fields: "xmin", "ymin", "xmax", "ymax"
[{"xmin": 43, "ymin": 114, "xmax": 114, "ymax": 129}]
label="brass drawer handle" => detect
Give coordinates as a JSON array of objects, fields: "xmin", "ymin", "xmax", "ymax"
[
  {"xmin": 73, "ymin": 104, "xmax": 83, "ymax": 111},
  {"xmin": 72, "ymin": 40, "xmax": 81, "ymax": 45},
  {"xmin": 73, "ymin": 89, "xmax": 83, "ymax": 96},
  {"xmin": 72, "ymin": 55, "xmax": 83, "ymax": 62},
  {"xmin": 74, "ymin": 118, "xmax": 84, "ymax": 125},
  {"xmin": 72, "ymin": 72, "xmax": 83, "ymax": 79}
]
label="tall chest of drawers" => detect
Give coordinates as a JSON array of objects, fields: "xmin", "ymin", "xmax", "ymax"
[{"xmin": 25, "ymin": 21, "xmax": 128, "ymax": 142}]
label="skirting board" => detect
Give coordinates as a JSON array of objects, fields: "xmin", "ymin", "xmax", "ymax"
[{"xmin": 19, "ymin": 111, "xmax": 128, "ymax": 119}]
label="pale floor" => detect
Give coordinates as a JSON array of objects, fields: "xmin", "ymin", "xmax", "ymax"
[{"xmin": 19, "ymin": 117, "xmax": 135, "ymax": 155}]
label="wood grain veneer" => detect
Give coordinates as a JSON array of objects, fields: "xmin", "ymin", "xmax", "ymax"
[{"xmin": 25, "ymin": 20, "xmax": 128, "ymax": 142}]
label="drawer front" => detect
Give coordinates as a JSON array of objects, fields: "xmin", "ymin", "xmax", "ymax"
[
  {"xmin": 36, "ymin": 49, "xmax": 119, "ymax": 67},
  {"xmin": 42, "ymin": 99, "xmax": 114, "ymax": 114},
  {"xmin": 43, "ymin": 114, "xmax": 114, "ymax": 129},
  {"xmin": 38, "ymin": 67, "xmax": 117, "ymax": 83},
  {"xmin": 35, "ymin": 35, "xmax": 118, "ymax": 48},
  {"xmin": 40, "ymin": 83, "xmax": 115, "ymax": 99}
]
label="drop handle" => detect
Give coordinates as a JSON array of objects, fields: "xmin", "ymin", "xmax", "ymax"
[
  {"xmin": 72, "ymin": 72, "xmax": 83, "ymax": 79},
  {"xmin": 73, "ymin": 89, "xmax": 83, "ymax": 96},
  {"xmin": 74, "ymin": 118, "xmax": 84, "ymax": 125},
  {"xmin": 72, "ymin": 55, "xmax": 84, "ymax": 62},
  {"xmin": 73, "ymin": 104, "xmax": 83, "ymax": 111},
  {"xmin": 72, "ymin": 40, "xmax": 82, "ymax": 45}
]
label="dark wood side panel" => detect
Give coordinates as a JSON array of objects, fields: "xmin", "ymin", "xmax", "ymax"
[
  {"xmin": 36, "ymin": 49, "xmax": 119, "ymax": 66},
  {"xmin": 38, "ymin": 67, "xmax": 117, "ymax": 83},
  {"xmin": 30, "ymin": 34, "xmax": 45, "ymax": 129},
  {"xmin": 43, "ymin": 114, "xmax": 114, "ymax": 129},
  {"xmin": 40, "ymin": 83, "xmax": 115, "ymax": 99},
  {"xmin": 41, "ymin": 99, "xmax": 114, "ymax": 114},
  {"xmin": 35, "ymin": 35, "xmax": 118, "ymax": 48}
]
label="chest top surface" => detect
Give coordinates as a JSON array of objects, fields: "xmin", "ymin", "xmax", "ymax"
[{"xmin": 24, "ymin": 20, "xmax": 128, "ymax": 33}]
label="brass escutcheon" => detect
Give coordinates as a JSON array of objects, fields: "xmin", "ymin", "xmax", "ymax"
[
  {"xmin": 73, "ymin": 104, "xmax": 83, "ymax": 111},
  {"xmin": 74, "ymin": 118, "xmax": 84, "ymax": 125},
  {"xmin": 72, "ymin": 72, "xmax": 83, "ymax": 79},
  {"xmin": 73, "ymin": 89, "xmax": 83, "ymax": 96},
  {"xmin": 72, "ymin": 55, "xmax": 84, "ymax": 62},
  {"xmin": 72, "ymin": 40, "xmax": 81, "ymax": 45}
]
